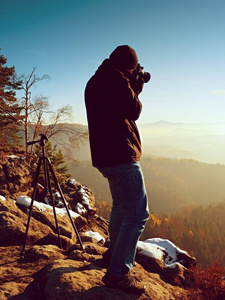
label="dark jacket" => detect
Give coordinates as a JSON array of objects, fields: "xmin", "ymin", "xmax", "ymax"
[{"xmin": 84, "ymin": 59, "xmax": 142, "ymax": 168}]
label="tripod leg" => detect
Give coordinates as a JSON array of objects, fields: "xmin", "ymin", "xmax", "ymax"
[
  {"xmin": 44, "ymin": 157, "xmax": 62, "ymax": 249},
  {"xmin": 43, "ymin": 150, "xmax": 50, "ymax": 197},
  {"xmin": 46, "ymin": 158, "xmax": 85, "ymax": 251},
  {"xmin": 20, "ymin": 157, "xmax": 42, "ymax": 258}
]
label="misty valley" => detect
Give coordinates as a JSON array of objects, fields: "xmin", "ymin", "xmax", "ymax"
[
  {"xmin": 8, "ymin": 120, "xmax": 225, "ymax": 268},
  {"xmin": 70, "ymin": 156, "xmax": 225, "ymax": 215},
  {"xmin": 69, "ymin": 157, "xmax": 225, "ymax": 268},
  {"xmin": 63, "ymin": 122, "xmax": 225, "ymax": 268}
]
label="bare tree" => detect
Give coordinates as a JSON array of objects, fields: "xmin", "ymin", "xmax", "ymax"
[
  {"xmin": 27, "ymin": 94, "xmax": 88, "ymax": 161},
  {"xmin": 18, "ymin": 68, "xmax": 88, "ymax": 161},
  {"xmin": 19, "ymin": 67, "xmax": 50, "ymax": 157}
]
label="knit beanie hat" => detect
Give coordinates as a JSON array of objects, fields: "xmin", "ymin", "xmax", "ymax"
[{"xmin": 109, "ymin": 45, "xmax": 138, "ymax": 70}]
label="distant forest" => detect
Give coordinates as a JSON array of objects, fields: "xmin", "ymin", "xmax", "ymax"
[
  {"xmin": 96, "ymin": 200, "xmax": 225, "ymax": 268},
  {"xmin": 69, "ymin": 156, "xmax": 225, "ymax": 268},
  {"xmin": 67, "ymin": 157, "xmax": 225, "ymax": 267},
  {"xmin": 69, "ymin": 156, "xmax": 225, "ymax": 215}
]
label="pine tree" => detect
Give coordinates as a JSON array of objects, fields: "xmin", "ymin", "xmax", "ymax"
[
  {"xmin": 32, "ymin": 140, "xmax": 71, "ymax": 185},
  {"xmin": 0, "ymin": 51, "xmax": 23, "ymax": 153}
]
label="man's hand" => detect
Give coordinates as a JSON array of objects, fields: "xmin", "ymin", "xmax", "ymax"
[{"xmin": 130, "ymin": 77, "xmax": 145, "ymax": 95}]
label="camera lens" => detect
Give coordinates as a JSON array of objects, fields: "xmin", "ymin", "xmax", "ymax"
[{"xmin": 143, "ymin": 72, "xmax": 151, "ymax": 83}]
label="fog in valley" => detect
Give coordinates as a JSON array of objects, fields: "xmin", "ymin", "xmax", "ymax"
[
  {"xmin": 72, "ymin": 121, "xmax": 225, "ymax": 164},
  {"xmin": 140, "ymin": 121, "xmax": 225, "ymax": 164},
  {"xmin": 66, "ymin": 121, "xmax": 225, "ymax": 216}
]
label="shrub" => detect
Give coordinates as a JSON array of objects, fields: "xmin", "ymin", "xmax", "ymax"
[{"xmin": 186, "ymin": 261, "xmax": 225, "ymax": 299}]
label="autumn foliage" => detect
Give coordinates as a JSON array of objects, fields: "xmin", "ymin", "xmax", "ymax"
[{"xmin": 185, "ymin": 262, "xmax": 225, "ymax": 299}]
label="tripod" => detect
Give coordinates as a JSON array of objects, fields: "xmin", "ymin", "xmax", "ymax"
[{"xmin": 20, "ymin": 134, "xmax": 85, "ymax": 258}]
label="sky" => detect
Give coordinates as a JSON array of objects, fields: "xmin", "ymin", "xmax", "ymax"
[{"xmin": 1, "ymin": 0, "xmax": 225, "ymax": 125}]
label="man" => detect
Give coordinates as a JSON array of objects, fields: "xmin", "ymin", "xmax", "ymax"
[{"xmin": 84, "ymin": 45, "xmax": 149, "ymax": 294}]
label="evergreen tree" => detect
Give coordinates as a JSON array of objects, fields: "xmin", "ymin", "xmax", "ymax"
[
  {"xmin": 32, "ymin": 140, "xmax": 71, "ymax": 185},
  {"xmin": 0, "ymin": 51, "xmax": 23, "ymax": 152}
]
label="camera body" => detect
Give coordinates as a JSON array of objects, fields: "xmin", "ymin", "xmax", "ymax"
[{"xmin": 133, "ymin": 64, "xmax": 151, "ymax": 84}]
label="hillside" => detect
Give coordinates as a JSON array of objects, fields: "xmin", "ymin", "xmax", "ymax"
[
  {"xmin": 141, "ymin": 201, "xmax": 225, "ymax": 268},
  {"xmin": 18, "ymin": 122, "xmax": 225, "ymax": 216},
  {"xmin": 25, "ymin": 121, "xmax": 225, "ymax": 165},
  {"xmin": 139, "ymin": 121, "xmax": 225, "ymax": 164},
  {"xmin": 0, "ymin": 156, "xmax": 204, "ymax": 300},
  {"xmin": 69, "ymin": 157, "xmax": 225, "ymax": 215}
]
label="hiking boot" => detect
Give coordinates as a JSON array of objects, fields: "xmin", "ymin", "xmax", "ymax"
[
  {"xmin": 98, "ymin": 249, "xmax": 112, "ymax": 268},
  {"xmin": 102, "ymin": 270, "xmax": 146, "ymax": 294},
  {"xmin": 101, "ymin": 249, "xmax": 136, "ymax": 268}
]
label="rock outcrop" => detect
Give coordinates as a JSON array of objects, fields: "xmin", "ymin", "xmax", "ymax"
[{"xmin": 0, "ymin": 157, "xmax": 196, "ymax": 300}]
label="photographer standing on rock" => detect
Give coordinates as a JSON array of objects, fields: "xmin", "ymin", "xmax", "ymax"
[{"xmin": 85, "ymin": 45, "xmax": 150, "ymax": 294}]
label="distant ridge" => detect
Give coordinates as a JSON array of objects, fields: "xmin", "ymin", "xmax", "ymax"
[
  {"xmin": 140, "ymin": 120, "xmax": 225, "ymax": 127},
  {"xmin": 18, "ymin": 121, "xmax": 225, "ymax": 165}
]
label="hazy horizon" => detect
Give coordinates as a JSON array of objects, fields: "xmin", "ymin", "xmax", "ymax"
[{"xmin": 34, "ymin": 121, "xmax": 225, "ymax": 165}]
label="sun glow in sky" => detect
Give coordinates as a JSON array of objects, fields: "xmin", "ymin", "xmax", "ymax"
[{"xmin": 1, "ymin": 0, "xmax": 225, "ymax": 125}]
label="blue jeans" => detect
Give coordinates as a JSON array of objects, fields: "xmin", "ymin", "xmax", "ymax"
[{"xmin": 98, "ymin": 161, "xmax": 149, "ymax": 275}]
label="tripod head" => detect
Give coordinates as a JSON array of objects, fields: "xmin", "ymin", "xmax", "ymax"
[{"xmin": 27, "ymin": 134, "xmax": 48, "ymax": 147}]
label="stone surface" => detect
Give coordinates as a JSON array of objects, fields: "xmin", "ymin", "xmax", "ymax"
[{"xmin": 0, "ymin": 157, "xmax": 197, "ymax": 300}]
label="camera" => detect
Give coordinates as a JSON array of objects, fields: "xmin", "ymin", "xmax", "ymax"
[{"xmin": 133, "ymin": 64, "xmax": 151, "ymax": 84}]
